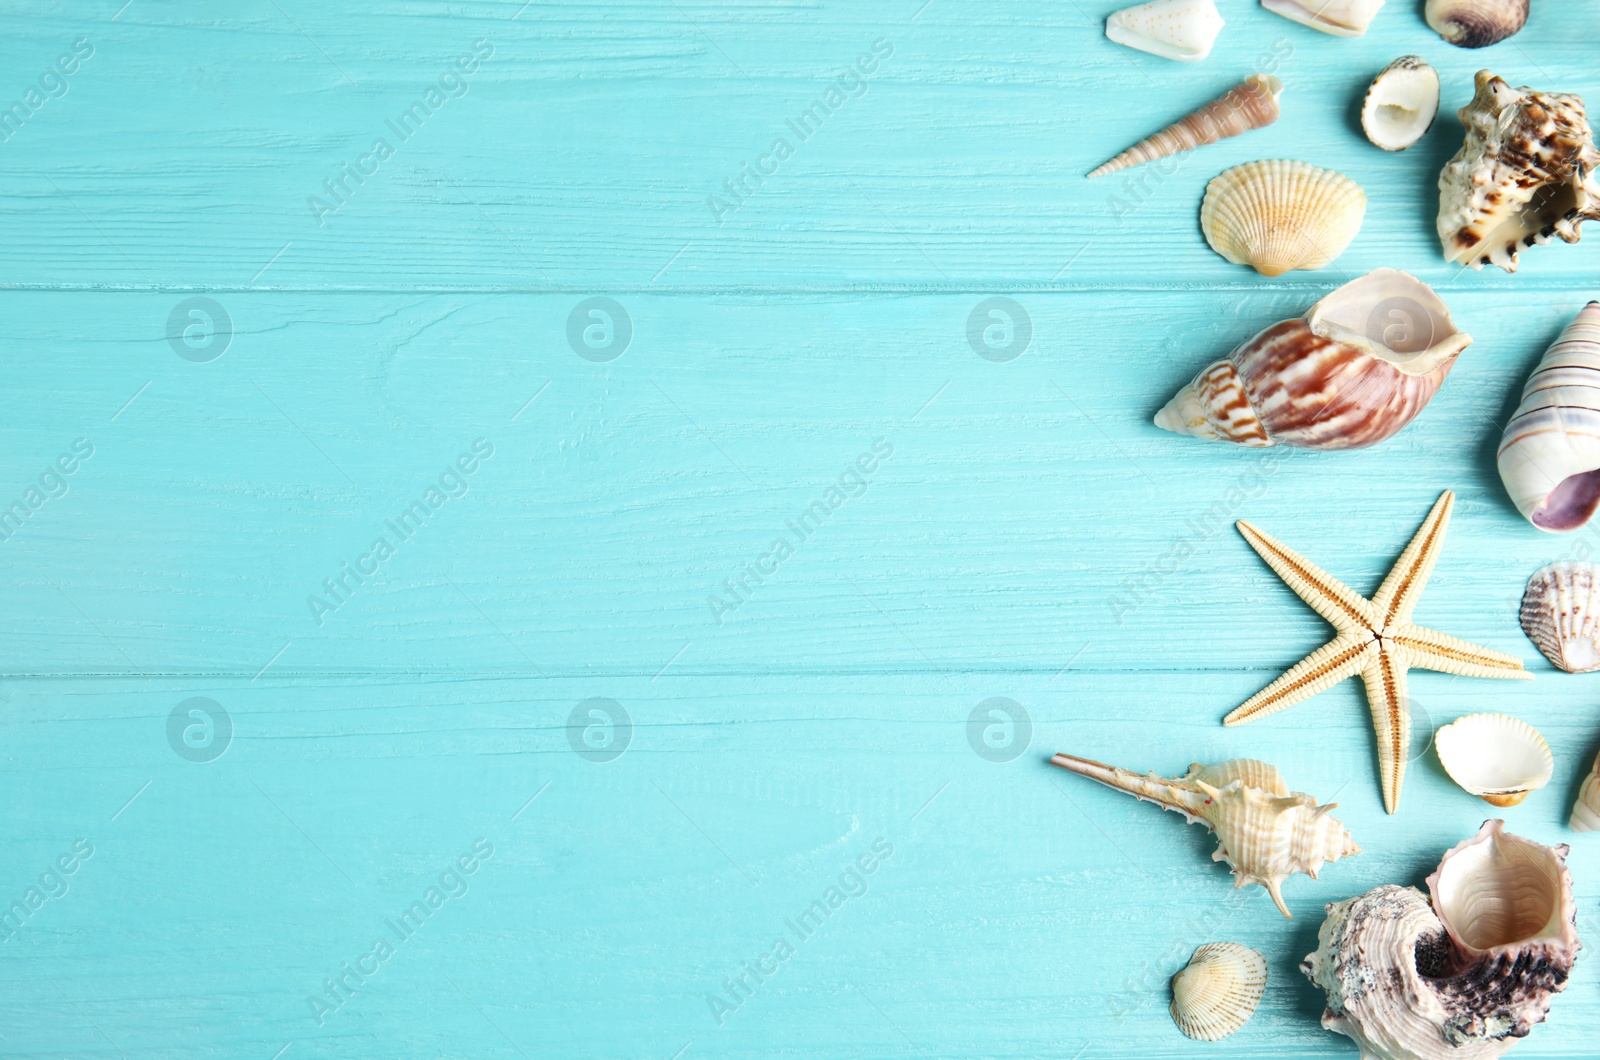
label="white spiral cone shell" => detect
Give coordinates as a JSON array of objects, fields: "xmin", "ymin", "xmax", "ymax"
[{"xmin": 1497, "ymin": 303, "xmax": 1600, "ymax": 531}]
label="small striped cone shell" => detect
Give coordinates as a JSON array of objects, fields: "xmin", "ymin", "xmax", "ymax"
[
  {"xmin": 1170, "ymin": 942, "xmax": 1267, "ymax": 1041},
  {"xmin": 1519, "ymin": 562, "xmax": 1600, "ymax": 672},
  {"xmin": 1089, "ymin": 74, "xmax": 1282, "ymax": 179},
  {"xmin": 1572, "ymin": 751, "xmax": 1600, "ymax": 831},
  {"xmin": 1202, "ymin": 159, "xmax": 1365, "ymax": 276},
  {"xmin": 1498, "ymin": 303, "xmax": 1600, "ymax": 531},
  {"xmin": 1155, "ymin": 268, "xmax": 1471, "ymax": 449}
]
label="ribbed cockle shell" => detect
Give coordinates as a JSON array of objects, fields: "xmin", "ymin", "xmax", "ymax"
[
  {"xmin": 1498, "ymin": 303, "xmax": 1600, "ymax": 531},
  {"xmin": 1156, "ymin": 268, "xmax": 1471, "ymax": 449},
  {"xmin": 1049, "ymin": 754, "xmax": 1359, "ymax": 917},
  {"xmin": 1519, "ymin": 562, "xmax": 1600, "ymax": 670},
  {"xmin": 1171, "ymin": 942, "xmax": 1267, "ymax": 1040}
]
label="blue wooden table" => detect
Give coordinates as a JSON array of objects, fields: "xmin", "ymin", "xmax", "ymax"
[{"xmin": 6, "ymin": 1, "xmax": 1600, "ymax": 1056}]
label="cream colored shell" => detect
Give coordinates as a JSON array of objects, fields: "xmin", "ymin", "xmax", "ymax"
[
  {"xmin": 1434, "ymin": 714, "xmax": 1553, "ymax": 807},
  {"xmin": 1201, "ymin": 160, "xmax": 1365, "ymax": 276},
  {"xmin": 1170, "ymin": 942, "xmax": 1267, "ymax": 1041},
  {"xmin": 1498, "ymin": 305, "xmax": 1600, "ymax": 532},
  {"xmin": 1261, "ymin": 0, "xmax": 1384, "ymax": 36},
  {"xmin": 1571, "ymin": 751, "xmax": 1600, "ymax": 831},
  {"xmin": 1520, "ymin": 562, "xmax": 1600, "ymax": 671},
  {"xmin": 1105, "ymin": 0, "xmax": 1226, "ymax": 62}
]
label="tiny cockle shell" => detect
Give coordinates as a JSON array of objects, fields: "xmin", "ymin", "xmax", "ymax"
[
  {"xmin": 1170, "ymin": 942, "xmax": 1267, "ymax": 1041},
  {"xmin": 1361, "ymin": 56, "xmax": 1440, "ymax": 151},
  {"xmin": 1105, "ymin": 0, "xmax": 1226, "ymax": 62},
  {"xmin": 1434, "ymin": 713, "xmax": 1553, "ymax": 807},
  {"xmin": 1519, "ymin": 562, "xmax": 1600, "ymax": 671},
  {"xmin": 1426, "ymin": 0, "xmax": 1528, "ymax": 48},
  {"xmin": 1201, "ymin": 160, "xmax": 1365, "ymax": 276}
]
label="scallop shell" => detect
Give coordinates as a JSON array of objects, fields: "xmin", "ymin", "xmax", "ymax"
[
  {"xmin": 1105, "ymin": 0, "xmax": 1226, "ymax": 62},
  {"xmin": 1361, "ymin": 56, "xmax": 1440, "ymax": 151},
  {"xmin": 1201, "ymin": 160, "xmax": 1365, "ymax": 276},
  {"xmin": 1426, "ymin": 0, "xmax": 1528, "ymax": 47},
  {"xmin": 1170, "ymin": 942, "xmax": 1267, "ymax": 1041},
  {"xmin": 1304, "ymin": 821, "xmax": 1579, "ymax": 1060},
  {"xmin": 1438, "ymin": 71, "xmax": 1600, "ymax": 272},
  {"xmin": 1519, "ymin": 562, "xmax": 1600, "ymax": 671},
  {"xmin": 1049, "ymin": 754, "xmax": 1359, "ymax": 917},
  {"xmin": 1261, "ymin": 0, "xmax": 1384, "ymax": 36},
  {"xmin": 1435, "ymin": 714, "xmax": 1553, "ymax": 807},
  {"xmin": 1089, "ymin": 74, "xmax": 1282, "ymax": 179},
  {"xmin": 1497, "ymin": 303, "xmax": 1600, "ymax": 531},
  {"xmin": 1570, "ymin": 750, "xmax": 1600, "ymax": 831},
  {"xmin": 1156, "ymin": 269, "xmax": 1471, "ymax": 449}
]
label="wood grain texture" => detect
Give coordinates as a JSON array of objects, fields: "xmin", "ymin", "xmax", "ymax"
[{"xmin": 5, "ymin": 1, "xmax": 1600, "ymax": 1057}]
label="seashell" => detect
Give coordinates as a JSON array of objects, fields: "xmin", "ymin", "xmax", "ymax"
[
  {"xmin": 1519, "ymin": 562, "xmax": 1600, "ymax": 671},
  {"xmin": 1155, "ymin": 269, "xmax": 1471, "ymax": 449},
  {"xmin": 1261, "ymin": 0, "xmax": 1384, "ymax": 36},
  {"xmin": 1361, "ymin": 56, "xmax": 1440, "ymax": 152},
  {"xmin": 1426, "ymin": 0, "xmax": 1528, "ymax": 48},
  {"xmin": 1201, "ymin": 160, "xmax": 1365, "ymax": 276},
  {"xmin": 1303, "ymin": 820, "xmax": 1578, "ymax": 1060},
  {"xmin": 1570, "ymin": 750, "xmax": 1600, "ymax": 831},
  {"xmin": 1105, "ymin": 0, "xmax": 1226, "ymax": 62},
  {"xmin": 1089, "ymin": 74, "xmax": 1282, "ymax": 179},
  {"xmin": 1434, "ymin": 714, "xmax": 1553, "ymax": 807},
  {"xmin": 1170, "ymin": 942, "xmax": 1267, "ymax": 1041},
  {"xmin": 1049, "ymin": 754, "xmax": 1359, "ymax": 917},
  {"xmin": 1438, "ymin": 71, "xmax": 1600, "ymax": 272},
  {"xmin": 1497, "ymin": 303, "xmax": 1600, "ymax": 531}
]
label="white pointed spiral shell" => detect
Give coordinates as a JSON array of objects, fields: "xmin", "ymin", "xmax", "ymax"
[
  {"xmin": 1519, "ymin": 562, "xmax": 1600, "ymax": 672},
  {"xmin": 1170, "ymin": 942, "xmax": 1267, "ymax": 1041},
  {"xmin": 1202, "ymin": 160, "xmax": 1365, "ymax": 276},
  {"xmin": 1497, "ymin": 303, "xmax": 1600, "ymax": 531}
]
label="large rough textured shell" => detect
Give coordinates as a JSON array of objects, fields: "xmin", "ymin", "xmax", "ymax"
[
  {"xmin": 1426, "ymin": 0, "xmax": 1528, "ymax": 48},
  {"xmin": 1439, "ymin": 71, "xmax": 1600, "ymax": 272},
  {"xmin": 1261, "ymin": 0, "xmax": 1384, "ymax": 36},
  {"xmin": 1049, "ymin": 754, "xmax": 1359, "ymax": 917},
  {"xmin": 1519, "ymin": 562, "xmax": 1600, "ymax": 671},
  {"xmin": 1170, "ymin": 942, "xmax": 1267, "ymax": 1041},
  {"xmin": 1090, "ymin": 74, "xmax": 1281, "ymax": 179},
  {"xmin": 1303, "ymin": 821, "xmax": 1579, "ymax": 1060},
  {"xmin": 1497, "ymin": 303, "xmax": 1600, "ymax": 531},
  {"xmin": 1434, "ymin": 714, "xmax": 1553, "ymax": 806},
  {"xmin": 1105, "ymin": 0, "xmax": 1226, "ymax": 62},
  {"xmin": 1571, "ymin": 751, "xmax": 1600, "ymax": 831},
  {"xmin": 1202, "ymin": 160, "xmax": 1365, "ymax": 276},
  {"xmin": 1155, "ymin": 269, "xmax": 1471, "ymax": 449},
  {"xmin": 1362, "ymin": 56, "xmax": 1440, "ymax": 151}
]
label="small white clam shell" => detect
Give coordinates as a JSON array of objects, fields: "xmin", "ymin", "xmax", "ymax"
[
  {"xmin": 1201, "ymin": 160, "xmax": 1366, "ymax": 276},
  {"xmin": 1262, "ymin": 0, "xmax": 1384, "ymax": 36},
  {"xmin": 1105, "ymin": 0, "xmax": 1226, "ymax": 62},
  {"xmin": 1520, "ymin": 562, "xmax": 1600, "ymax": 673},
  {"xmin": 1361, "ymin": 56, "xmax": 1440, "ymax": 151},
  {"xmin": 1170, "ymin": 942, "xmax": 1267, "ymax": 1041},
  {"xmin": 1435, "ymin": 714, "xmax": 1553, "ymax": 807}
]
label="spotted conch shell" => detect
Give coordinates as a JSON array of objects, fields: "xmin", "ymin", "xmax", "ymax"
[
  {"xmin": 1497, "ymin": 303, "xmax": 1600, "ymax": 531},
  {"xmin": 1049, "ymin": 754, "xmax": 1359, "ymax": 917},
  {"xmin": 1156, "ymin": 268, "xmax": 1471, "ymax": 449},
  {"xmin": 1089, "ymin": 74, "xmax": 1282, "ymax": 179},
  {"xmin": 1303, "ymin": 820, "xmax": 1578, "ymax": 1060},
  {"xmin": 1439, "ymin": 71, "xmax": 1600, "ymax": 272}
]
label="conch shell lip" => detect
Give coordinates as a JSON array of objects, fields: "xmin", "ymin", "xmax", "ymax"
[
  {"xmin": 1306, "ymin": 267, "xmax": 1471, "ymax": 371},
  {"xmin": 1425, "ymin": 819, "xmax": 1578, "ymax": 960}
]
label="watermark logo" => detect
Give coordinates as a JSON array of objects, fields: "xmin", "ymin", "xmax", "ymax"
[
  {"xmin": 166, "ymin": 297, "xmax": 232, "ymax": 362},
  {"xmin": 966, "ymin": 697, "xmax": 1031, "ymax": 763},
  {"xmin": 966, "ymin": 297, "xmax": 1032, "ymax": 362},
  {"xmin": 167, "ymin": 697, "xmax": 232, "ymax": 763},
  {"xmin": 567, "ymin": 297, "xmax": 632, "ymax": 362},
  {"xmin": 1365, "ymin": 295, "xmax": 1436, "ymax": 353},
  {"xmin": 567, "ymin": 698, "xmax": 631, "ymax": 762}
]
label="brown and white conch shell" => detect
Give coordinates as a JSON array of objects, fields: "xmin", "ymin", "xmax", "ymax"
[
  {"xmin": 1048, "ymin": 754, "xmax": 1359, "ymax": 917},
  {"xmin": 1570, "ymin": 750, "xmax": 1600, "ymax": 831},
  {"xmin": 1089, "ymin": 74, "xmax": 1282, "ymax": 179},
  {"xmin": 1439, "ymin": 71, "xmax": 1600, "ymax": 272},
  {"xmin": 1497, "ymin": 304, "xmax": 1600, "ymax": 531},
  {"xmin": 1519, "ymin": 562, "xmax": 1600, "ymax": 671},
  {"xmin": 1201, "ymin": 159, "xmax": 1365, "ymax": 276},
  {"xmin": 1155, "ymin": 268, "xmax": 1471, "ymax": 449},
  {"xmin": 1303, "ymin": 820, "xmax": 1578, "ymax": 1060},
  {"xmin": 1170, "ymin": 942, "xmax": 1267, "ymax": 1040}
]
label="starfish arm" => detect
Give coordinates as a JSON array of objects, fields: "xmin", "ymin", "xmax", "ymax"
[
  {"xmin": 1391, "ymin": 624, "xmax": 1532, "ymax": 680},
  {"xmin": 1235, "ymin": 520, "xmax": 1376, "ymax": 634},
  {"xmin": 1360, "ymin": 649, "xmax": 1412, "ymax": 815},
  {"xmin": 1224, "ymin": 633, "xmax": 1374, "ymax": 726},
  {"xmin": 1370, "ymin": 491, "xmax": 1453, "ymax": 629}
]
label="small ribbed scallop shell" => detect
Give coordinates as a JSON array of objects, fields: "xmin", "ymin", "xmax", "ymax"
[
  {"xmin": 1426, "ymin": 0, "xmax": 1527, "ymax": 48},
  {"xmin": 1519, "ymin": 562, "xmax": 1600, "ymax": 672},
  {"xmin": 1202, "ymin": 160, "xmax": 1365, "ymax": 276},
  {"xmin": 1435, "ymin": 714, "xmax": 1553, "ymax": 806},
  {"xmin": 1090, "ymin": 75, "xmax": 1282, "ymax": 178},
  {"xmin": 1497, "ymin": 304, "xmax": 1600, "ymax": 531},
  {"xmin": 1171, "ymin": 942, "xmax": 1267, "ymax": 1041},
  {"xmin": 1571, "ymin": 752, "xmax": 1600, "ymax": 831}
]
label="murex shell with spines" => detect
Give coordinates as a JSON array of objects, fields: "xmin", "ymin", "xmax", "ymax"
[
  {"xmin": 1498, "ymin": 303, "xmax": 1600, "ymax": 531},
  {"xmin": 1155, "ymin": 269, "xmax": 1471, "ymax": 449},
  {"xmin": 1049, "ymin": 754, "xmax": 1358, "ymax": 917},
  {"xmin": 1439, "ymin": 71, "xmax": 1600, "ymax": 272}
]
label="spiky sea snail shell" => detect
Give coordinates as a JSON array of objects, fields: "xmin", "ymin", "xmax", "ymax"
[
  {"xmin": 1519, "ymin": 562, "xmax": 1600, "ymax": 671},
  {"xmin": 1426, "ymin": 0, "xmax": 1528, "ymax": 48},
  {"xmin": 1261, "ymin": 0, "xmax": 1384, "ymax": 36},
  {"xmin": 1048, "ymin": 754, "xmax": 1359, "ymax": 917},
  {"xmin": 1201, "ymin": 160, "xmax": 1365, "ymax": 276},
  {"xmin": 1170, "ymin": 942, "xmax": 1267, "ymax": 1041},
  {"xmin": 1303, "ymin": 821, "xmax": 1578, "ymax": 1060},
  {"xmin": 1155, "ymin": 269, "xmax": 1471, "ymax": 450},
  {"xmin": 1089, "ymin": 74, "xmax": 1282, "ymax": 179},
  {"xmin": 1361, "ymin": 56, "xmax": 1440, "ymax": 151},
  {"xmin": 1438, "ymin": 71, "xmax": 1600, "ymax": 272},
  {"xmin": 1497, "ymin": 303, "xmax": 1600, "ymax": 531},
  {"xmin": 1105, "ymin": 0, "xmax": 1226, "ymax": 62},
  {"xmin": 1434, "ymin": 714, "xmax": 1553, "ymax": 807},
  {"xmin": 1570, "ymin": 750, "xmax": 1600, "ymax": 831}
]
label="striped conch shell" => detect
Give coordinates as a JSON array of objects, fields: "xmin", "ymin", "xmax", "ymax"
[
  {"xmin": 1170, "ymin": 942, "xmax": 1267, "ymax": 1041},
  {"xmin": 1156, "ymin": 268, "xmax": 1471, "ymax": 449},
  {"xmin": 1498, "ymin": 302, "xmax": 1600, "ymax": 531},
  {"xmin": 1089, "ymin": 74, "xmax": 1282, "ymax": 179},
  {"xmin": 1049, "ymin": 754, "xmax": 1359, "ymax": 917},
  {"xmin": 1571, "ymin": 750, "xmax": 1600, "ymax": 831}
]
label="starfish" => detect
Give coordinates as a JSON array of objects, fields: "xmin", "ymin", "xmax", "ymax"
[{"xmin": 1225, "ymin": 491, "xmax": 1530, "ymax": 815}]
